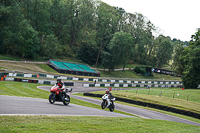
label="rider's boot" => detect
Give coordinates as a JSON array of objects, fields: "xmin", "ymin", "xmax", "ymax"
[
  {"xmin": 59, "ymin": 92, "xmax": 64, "ymax": 101},
  {"xmin": 61, "ymin": 94, "xmax": 65, "ymax": 101}
]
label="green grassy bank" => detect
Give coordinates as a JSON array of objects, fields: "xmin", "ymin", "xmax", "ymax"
[{"xmin": 0, "ymin": 116, "xmax": 199, "ymax": 133}]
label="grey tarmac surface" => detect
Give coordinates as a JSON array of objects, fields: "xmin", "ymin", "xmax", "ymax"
[
  {"xmin": 0, "ymin": 95, "xmax": 132, "ymax": 117},
  {"xmin": 71, "ymin": 95, "xmax": 200, "ymax": 126},
  {"xmin": 39, "ymin": 86, "xmax": 200, "ymax": 126}
]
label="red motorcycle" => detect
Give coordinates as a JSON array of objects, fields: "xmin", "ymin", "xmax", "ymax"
[{"xmin": 49, "ymin": 86, "xmax": 72, "ymax": 105}]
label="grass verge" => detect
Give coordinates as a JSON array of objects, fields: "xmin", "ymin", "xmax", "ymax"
[
  {"xmin": 0, "ymin": 61, "xmax": 46, "ymax": 73},
  {"xmin": 37, "ymin": 64, "xmax": 57, "ymax": 73},
  {"xmin": 0, "ymin": 55, "xmax": 22, "ymax": 61},
  {"xmin": 113, "ymin": 88, "xmax": 200, "ymax": 103},
  {"xmin": 0, "ymin": 81, "xmax": 49, "ymax": 99},
  {"xmin": 0, "ymin": 116, "xmax": 199, "ymax": 133},
  {"xmin": 99, "ymin": 70, "xmax": 181, "ymax": 80}
]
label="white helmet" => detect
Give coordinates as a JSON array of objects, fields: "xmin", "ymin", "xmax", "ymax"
[{"xmin": 57, "ymin": 77, "xmax": 61, "ymax": 83}]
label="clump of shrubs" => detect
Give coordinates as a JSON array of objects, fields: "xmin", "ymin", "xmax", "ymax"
[{"xmin": 134, "ymin": 67, "xmax": 145, "ymax": 75}]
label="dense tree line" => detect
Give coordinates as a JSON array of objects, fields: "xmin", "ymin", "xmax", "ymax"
[
  {"xmin": 0, "ymin": 0, "xmax": 187, "ymax": 70},
  {"xmin": 173, "ymin": 29, "xmax": 200, "ymax": 89}
]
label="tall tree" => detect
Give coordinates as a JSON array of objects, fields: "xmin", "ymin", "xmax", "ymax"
[
  {"xmin": 181, "ymin": 29, "xmax": 200, "ymax": 88},
  {"xmin": 49, "ymin": 0, "xmax": 70, "ymax": 45},
  {"xmin": 40, "ymin": 34, "xmax": 60, "ymax": 59},
  {"xmin": 172, "ymin": 39, "xmax": 185, "ymax": 75},
  {"xmin": 124, "ymin": 13, "xmax": 155, "ymax": 65},
  {"xmin": 95, "ymin": 2, "xmax": 119, "ymax": 68},
  {"xmin": 101, "ymin": 50, "xmax": 114, "ymax": 71},
  {"xmin": 21, "ymin": 0, "xmax": 51, "ymax": 35},
  {"xmin": 154, "ymin": 35, "xmax": 173, "ymax": 67},
  {"xmin": 108, "ymin": 32, "xmax": 134, "ymax": 70}
]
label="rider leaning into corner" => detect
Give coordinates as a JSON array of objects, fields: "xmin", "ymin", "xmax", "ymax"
[{"xmin": 105, "ymin": 87, "xmax": 115, "ymax": 107}]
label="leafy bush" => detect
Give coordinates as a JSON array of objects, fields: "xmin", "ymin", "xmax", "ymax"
[
  {"xmin": 134, "ymin": 67, "xmax": 145, "ymax": 75},
  {"xmin": 134, "ymin": 67, "xmax": 141, "ymax": 73}
]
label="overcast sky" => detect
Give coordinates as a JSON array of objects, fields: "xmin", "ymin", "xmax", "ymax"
[{"xmin": 101, "ymin": 0, "xmax": 200, "ymax": 41}]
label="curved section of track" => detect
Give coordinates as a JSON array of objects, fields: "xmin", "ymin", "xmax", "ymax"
[
  {"xmin": 0, "ymin": 95, "xmax": 132, "ymax": 117},
  {"xmin": 71, "ymin": 95, "xmax": 200, "ymax": 126},
  {"xmin": 38, "ymin": 86, "xmax": 200, "ymax": 126}
]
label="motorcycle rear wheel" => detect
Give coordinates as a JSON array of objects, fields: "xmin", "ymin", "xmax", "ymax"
[
  {"xmin": 109, "ymin": 104, "xmax": 115, "ymax": 112},
  {"xmin": 49, "ymin": 93, "xmax": 55, "ymax": 104},
  {"xmin": 63, "ymin": 95, "xmax": 70, "ymax": 105}
]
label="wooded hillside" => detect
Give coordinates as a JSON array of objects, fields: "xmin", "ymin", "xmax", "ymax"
[{"xmin": 0, "ymin": 0, "xmax": 188, "ymax": 69}]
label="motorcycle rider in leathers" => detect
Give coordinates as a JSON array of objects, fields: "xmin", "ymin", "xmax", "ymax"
[
  {"xmin": 105, "ymin": 87, "xmax": 114, "ymax": 108},
  {"xmin": 53, "ymin": 77, "xmax": 66, "ymax": 100}
]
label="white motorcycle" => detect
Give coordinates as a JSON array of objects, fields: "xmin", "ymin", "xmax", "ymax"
[{"xmin": 101, "ymin": 94, "xmax": 115, "ymax": 112}]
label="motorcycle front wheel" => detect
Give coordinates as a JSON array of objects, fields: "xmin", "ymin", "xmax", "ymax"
[
  {"xmin": 101, "ymin": 101, "xmax": 107, "ymax": 109},
  {"xmin": 49, "ymin": 93, "xmax": 55, "ymax": 104},
  {"xmin": 63, "ymin": 95, "xmax": 70, "ymax": 105}
]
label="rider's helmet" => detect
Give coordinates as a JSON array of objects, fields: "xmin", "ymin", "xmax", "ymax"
[
  {"xmin": 57, "ymin": 77, "xmax": 62, "ymax": 83},
  {"xmin": 105, "ymin": 88, "xmax": 110, "ymax": 94},
  {"xmin": 105, "ymin": 87, "xmax": 112, "ymax": 94}
]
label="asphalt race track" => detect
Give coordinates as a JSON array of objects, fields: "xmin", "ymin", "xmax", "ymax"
[
  {"xmin": 71, "ymin": 95, "xmax": 200, "ymax": 126},
  {"xmin": 38, "ymin": 86, "xmax": 200, "ymax": 126},
  {"xmin": 0, "ymin": 95, "xmax": 132, "ymax": 117},
  {"xmin": 0, "ymin": 84, "xmax": 199, "ymax": 126}
]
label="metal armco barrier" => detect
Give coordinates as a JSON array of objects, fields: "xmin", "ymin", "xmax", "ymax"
[
  {"xmin": 83, "ymin": 83, "xmax": 180, "ymax": 88},
  {"xmin": 14, "ymin": 78, "xmax": 38, "ymax": 83},
  {"xmin": 2, "ymin": 72, "xmax": 182, "ymax": 85},
  {"xmin": 4, "ymin": 77, "xmax": 74, "ymax": 86}
]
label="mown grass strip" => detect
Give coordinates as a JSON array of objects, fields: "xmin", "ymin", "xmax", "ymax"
[
  {"xmin": 37, "ymin": 64, "xmax": 58, "ymax": 73},
  {"xmin": 0, "ymin": 81, "xmax": 49, "ymax": 99},
  {"xmin": 0, "ymin": 116, "xmax": 199, "ymax": 133},
  {"xmin": 99, "ymin": 70, "xmax": 181, "ymax": 80},
  {"xmin": 0, "ymin": 61, "xmax": 46, "ymax": 73},
  {"xmin": 117, "ymin": 88, "xmax": 200, "ymax": 103}
]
